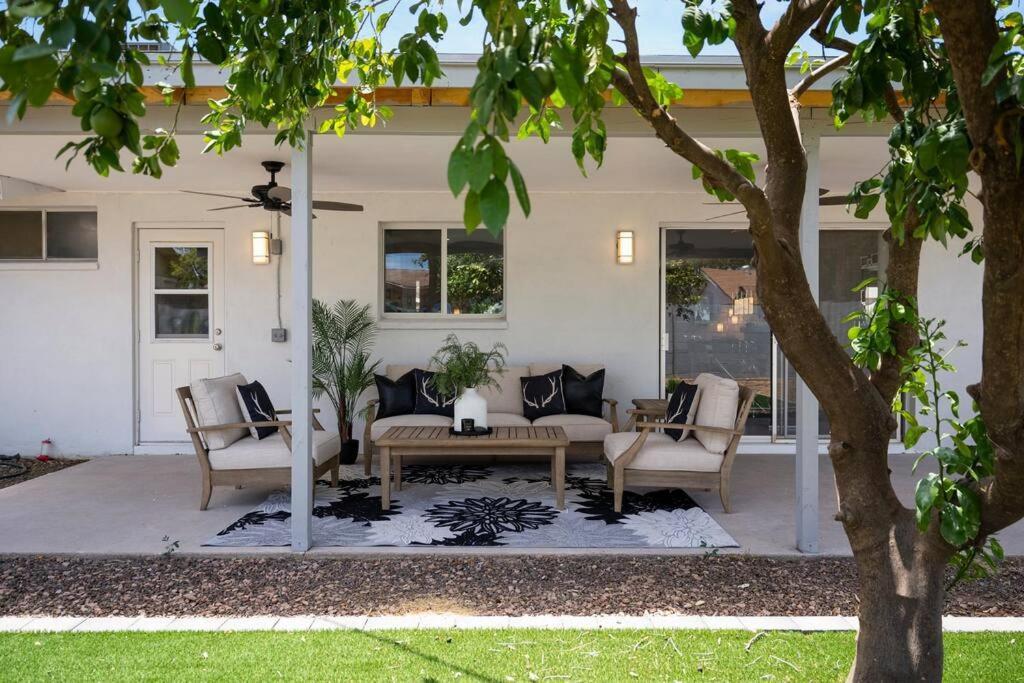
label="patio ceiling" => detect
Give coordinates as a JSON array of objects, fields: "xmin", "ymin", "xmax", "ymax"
[{"xmin": 0, "ymin": 132, "xmax": 890, "ymax": 215}]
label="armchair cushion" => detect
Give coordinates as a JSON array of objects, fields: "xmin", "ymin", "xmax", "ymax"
[
  {"xmin": 235, "ymin": 381, "xmax": 278, "ymax": 440},
  {"xmin": 693, "ymin": 374, "xmax": 740, "ymax": 455},
  {"xmin": 604, "ymin": 432, "xmax": 724, "ymax": 472},
  {"xmin": 533, "ymin": 413, "xmax": 612, "ymax": 442},
  {"xmin": 191, "ymin": 373, "xmax": 248, "ymax": 450},
  {"xmin": 208, "ymin": 431, "xmax": 339, "ymax": 470},
  {"xmin": 665, "ymin": 381, "xmax": 700, "ymax": 441}
]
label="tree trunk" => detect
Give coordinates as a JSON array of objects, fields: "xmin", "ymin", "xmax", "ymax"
[
  {"xmin": 848, "ymin": 517, "xmax": 947, "ymax": 682},
  {"xmin": 337, "ymin": 405, "xmax": 349, "ymax": 443}
]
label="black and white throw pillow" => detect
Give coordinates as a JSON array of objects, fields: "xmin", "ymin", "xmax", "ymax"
[
  {"xmin": 562, "ymin": 364, "xmax": 605, "ymax": 418},
  {"xmin": 521, "ymin": 370, "xmax": 566, "ymax": 421},
  {"xmin": 413, "ymin": 369, "xmax": 456, "ymax": 417},
  {"xmin": 235, "ymin": 381, "xmax": 278, "ymax": 440},
  {"xmin": 665, "ymin": 381, "xmax": 700, "ymax": 441},
  {"xmin": 374, "ymin": 371, "xmax": 416, "ymax": 419}
]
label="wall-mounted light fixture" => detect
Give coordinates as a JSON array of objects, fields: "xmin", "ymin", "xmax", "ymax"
[
  {"xmin": 616, "ymin": 230, "xmax": 635, "ymax": 265},
  {"xmin": 861, "ymin": 284, "xmax": 880, "ymax": 310},
  {"xmin": 252, "ymin": 231, "xmax": 271, "ymax": 265}
]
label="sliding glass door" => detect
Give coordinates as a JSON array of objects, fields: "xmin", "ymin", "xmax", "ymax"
[{"xmin": 662, "ymin": 226, "xmax": 887, "ymax": 441}]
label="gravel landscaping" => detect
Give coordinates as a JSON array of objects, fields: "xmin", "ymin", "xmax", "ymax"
[
  {"xmin": 0, "ymin": 458, "xmax": 85, "ymax": 491},
  {"xmin": 1, "ymin": 555, "xmax": 1021, "ymax": 618}
]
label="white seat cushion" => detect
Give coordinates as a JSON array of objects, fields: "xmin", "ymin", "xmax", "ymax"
[
  {"xmin": 370, "ymin": 414, "xmax": 453, "ymax": 441},
  {"xmin": 533, "ymin": 413, "xmax": 612, "ymax": 442},
  {"xmin": 191, "ymin": 373, "xmax": 248, "ymax": 450},
  {"xmin": 603, "ymin": 432, "xmax": 724, "ymax": 472},
  {"xmin": 486, "ymin": 412, "xmax": 532, "ymax": 427},
  {"xmin": 693, "ymin": 373, "xmax": 740, "ymax": 455},
  {"xmin": 208, "ymin": 431, "xmax": 339, "ymax": 470}
]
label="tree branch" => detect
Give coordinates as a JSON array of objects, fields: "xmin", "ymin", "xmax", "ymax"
[
  {"xmin": 790, "ymin": 53, "xmax": 850, "ymax": 100},
  {"xmin": 767, "ymin": 0, "xmax": 835, "ymax": 59},
  {"xmin": 607, "ymin": 0, "xmax": 772, "ymax": 226}
]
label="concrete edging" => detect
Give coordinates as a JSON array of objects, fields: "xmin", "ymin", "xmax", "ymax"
[{"xmin": 1, "ymin": 615, "xmax": 1022, "ymax": 633}]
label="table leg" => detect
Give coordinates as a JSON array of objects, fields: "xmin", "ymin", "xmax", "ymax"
[
  {"xmin": 554, "ymin": 446, "xmax": 566, "ymax": 510},
  {"xmin": 380, "ymin": 446, "xmax": 391, "ymax": 510},
  {"xmin": 394, "ymin": 452, "xmax": 402, "ymax": 491}
]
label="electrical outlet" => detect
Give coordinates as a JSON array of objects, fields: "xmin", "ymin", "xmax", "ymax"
[{"xmin": 271, "ymin": 328, "xmax": 288, "ymax": 343}]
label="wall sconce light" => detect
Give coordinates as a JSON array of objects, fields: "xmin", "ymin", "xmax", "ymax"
[
  {"xmin": 252, "ymin": 231, "xmax": 271, "ymax": 265},
  {"xmin": 616, "ymin": 230, "xmax": 635, "ymax": 265},
  {"xmin": 861, "ymin": 285, "xmax": 880, "ymax": 309},
  {"xmin": 715, "ymin": 322, "xmax": 725, "ymax": 333}
]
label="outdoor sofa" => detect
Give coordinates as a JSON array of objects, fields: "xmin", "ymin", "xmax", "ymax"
[{"xmin": 362, "ymin": 364, "xmax": 619, "ymax": 474}]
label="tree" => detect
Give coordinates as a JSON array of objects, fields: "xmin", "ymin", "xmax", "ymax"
[{"xmin": 4, "ymin": 1, "xmax": 1024, "ymax": 679}]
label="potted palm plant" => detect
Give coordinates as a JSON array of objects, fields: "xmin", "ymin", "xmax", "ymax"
[
  {"xmin": 312, "ymin": 299, "xmax": 380, "ymax": 464},
  {"xmin": 430, "ymin": 334, "xmax": 508, "ymax": 431}
]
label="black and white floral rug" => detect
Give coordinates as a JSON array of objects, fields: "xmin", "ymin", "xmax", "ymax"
[{"xmin": 205, "ymin": 463, "xmax": 738, "ymax": 549}]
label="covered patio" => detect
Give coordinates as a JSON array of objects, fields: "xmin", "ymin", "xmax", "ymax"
[{"xmin": 0, "ymin": 56, "xmax": 986, "ymax": 555}]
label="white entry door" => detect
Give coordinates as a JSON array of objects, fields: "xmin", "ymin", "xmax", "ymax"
[{"xmin": 138, "ymin": 228, "xmax": 225, "ymax": 443}]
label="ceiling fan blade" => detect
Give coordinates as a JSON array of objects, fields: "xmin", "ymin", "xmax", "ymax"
[
  {"xmin": 312, "ymin": 200, "xmax": 364, "ymax": 212},
  {"xmin": 182, "ymin": 190, "xmax": 256, "ymax": 202},
  {"xmin": 281, "ymin": 207, "xmax": 318, "ymax": 219},
  {"xmin": 819, "ymin": 195, "xmax": 852, "ymax": 206},
  {"xmin": 208, "ymin": 204, "xmax": 259, "ymax": 212},
  {"xmin": 267, "ymin": 186, "xmax": 291, "ymax": 202},
  {"xmin": 707, "ymin": 209, "xmax": 747, "ymax": 221}
]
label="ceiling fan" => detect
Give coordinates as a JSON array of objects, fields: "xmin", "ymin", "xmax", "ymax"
[
  {"xmin": 182, "ymin": 161, "xmax": 363, "ymax": 216},
  {"xmin": 704, "ymin": 188, "xmax": 850, "ymax": 221}
]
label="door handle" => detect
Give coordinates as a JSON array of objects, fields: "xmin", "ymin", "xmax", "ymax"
[{"xmin": 212, "ymin": 343, "xmax": 223, "ymax": 351}]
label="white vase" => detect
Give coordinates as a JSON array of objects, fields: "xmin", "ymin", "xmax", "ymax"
[{"xmin": 453, "ymin": 387, "xmax": 488, "ymax": 431}]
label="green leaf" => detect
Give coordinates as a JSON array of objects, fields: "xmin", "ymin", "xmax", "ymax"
[
  {"xmin": 12, "ymin": 44, "xmax": 57, "ymax": 62},
  {"xmin": 508, "ymin": 160, "xmax": 530, "ymax": 217},
  {"xmin": 161, "ymin": 0, "xmax": 195, "ymax": 25},
  {"xmin": 479, "ymin": 179, "xmax": 509, "ymax": 236},
  {"xmin": 468, "ymin": 143, "xmax": 494, "ymax": 193},
  {"xmin": 447, "ymin": 145, "xmax": 472, "ymax": 196},
  {"xmin": 463, "ymin": 190, "xmax": 482, "ymax": 232}
]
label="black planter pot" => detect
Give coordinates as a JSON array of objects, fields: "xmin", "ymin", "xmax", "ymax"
[{"xmin": 340, "ymin": 439, "xmax": 360, "ymax": 465}]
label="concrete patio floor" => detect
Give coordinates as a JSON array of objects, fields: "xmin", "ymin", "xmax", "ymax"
[{"xmin": 2, "ymin": 453, "xmax": 1022, "ymax": 556}]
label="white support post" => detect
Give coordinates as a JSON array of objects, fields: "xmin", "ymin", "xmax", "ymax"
[
  {"xmin": 290, "ymin": 132, "xmax": 314, "ymax": 553},
  {"xmin": 795, "ymin": 130, "xmax": 821, "ymax": 554}
]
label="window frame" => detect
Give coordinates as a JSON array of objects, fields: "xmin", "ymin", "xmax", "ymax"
[
  {"xmin": 379, "ymin": 221, "xmax": 507, "ymax": 321},
  {"xmin": 0, "ymin": 208, "xmax": 98, "ymax": 263}
]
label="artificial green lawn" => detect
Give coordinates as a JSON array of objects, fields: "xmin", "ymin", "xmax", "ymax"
[{"xmin": 0, "ymin": 629, "xmax": 1021, "ymax": 682}]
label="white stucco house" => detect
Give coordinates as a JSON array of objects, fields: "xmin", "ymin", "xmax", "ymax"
[{"xmin": 0, "ymin": 54, "xmax": 984, "ymax": 552}]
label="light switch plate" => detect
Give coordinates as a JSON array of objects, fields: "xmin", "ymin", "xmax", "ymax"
[{"xmin": 271, "ymin": 328, "xmax": 287, "ymax": 343}]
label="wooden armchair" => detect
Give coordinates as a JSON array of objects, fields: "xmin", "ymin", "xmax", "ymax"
[
  {"xmin": 176, "ymin": 386, "xmax": 340, "ymax": 510},
  {"xmin": 605, "ymin": 385, "xmax": 756, "ymax": 513}
]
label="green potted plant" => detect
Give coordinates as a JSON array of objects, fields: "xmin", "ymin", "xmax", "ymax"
[
  {"xmin": 430, "ymin": 334, "xmax": 508, "ymax": 431},
  {"xmin": 312, "ymin": 299, "xmax": 380, "ymax": 464}
]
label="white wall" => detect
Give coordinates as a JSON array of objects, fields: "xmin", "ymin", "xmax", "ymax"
[{"xmin": 0, "ymin": 187, "xmax": 986, "ymax": 457}]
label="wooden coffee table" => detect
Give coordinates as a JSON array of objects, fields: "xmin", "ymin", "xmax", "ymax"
[{"xmin": 375, "ymin": 426, "xmax": 570, "ymax": 511}]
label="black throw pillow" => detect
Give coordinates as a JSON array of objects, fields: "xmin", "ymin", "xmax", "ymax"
[
  {"xmin": 235, "ymin": 381, "xmax": 278, "ymax": 440},
  {"xmin": 374, "ymin": 371, "xmax": 416, "ymax": 419},
  {"xmin": 412, "ymin": 369, "xmax": 456, "ymax": 417},
  {"xmin": 665, "ymin": 381, "xmax": 700, "ymax": 441},
  {"xmin": 521, "ymin": 370, "xmax": 567, "ymax": 421},
  {"xmin": 562, "ymin": 364, "xmax": 605, "ymax": 418}
]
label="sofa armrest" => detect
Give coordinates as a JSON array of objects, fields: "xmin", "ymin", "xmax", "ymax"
[
  {"xmin": 603, "ymin": 398, "xmax": 620, "ymax": 432},
  {"xmin": 363, "ymin": 399, "xmax": 379, "ymax": 443},
  {"xmin": 275, "ymin": 408, "xmax": 321, "ymax": 414}
]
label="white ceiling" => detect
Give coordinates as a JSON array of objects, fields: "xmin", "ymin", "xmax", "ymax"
[{"xmin": 0, "ymin": 132, "xmax": 889, "ymax": 201}]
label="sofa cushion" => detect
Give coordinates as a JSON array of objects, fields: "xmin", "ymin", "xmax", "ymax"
[
  {"xmin": 412, "ymin": 369, "xmax": 456, "ymax": 417},
  {"xmin": 603, "ymin": 432, "xmax": 724, "ymax": 472},
  {"xmin": 529, "ymin": 363, "xmax": 604, "ymax": 378},
  {"xmin": 208, "ymin": 430, "xmax": 339, "ymax": 470},
  {"xmin": 693, "ymin": 373, "xmax": 740, "ymax": 455},
  {"xmin": 533, "ymin": 414, "xmax": 612, "ymax": 442},
  {"xmin": 665, "ymin": 381, "xmax": 700, "ymax": 441},
  {"xmin": 486, "ymin": 412, "xmax": 532, "ymax": 428},
  {"xmin": 370, "ymin": 414, "xmax": 453, "ymax": 441},
  {"xmin": 477, "ymin": 366, "xmax": 528, "ymax": 415},
  {"xmin": 521, "ymin": 370, "xmax": 566, "ymax": 421},
  {"xmin": 561, "ymin": 365, "xmax": 605, "ymax": 418},
  {"xmin": 191, "ymin": 373, "xmax": 248, "ymax": 450},
  {"xmin": 235, "ymin": 381, "xmax": 278, "ymax": 440},
  {"xmin": 374, "ymin": 371, "xmax": 416, "ymax": 419}
]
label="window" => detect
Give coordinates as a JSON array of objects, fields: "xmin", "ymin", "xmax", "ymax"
[
  {"xmin": 0, "ymin": 210, "xmax": 97, "ymax": 261},
  {"xmin": 153, "ymin": 246, "xmax": 210, "ymax": 339},
  {"xmin": 382, "ymin": 224, "xmax": 504, "ymax": 318}
]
